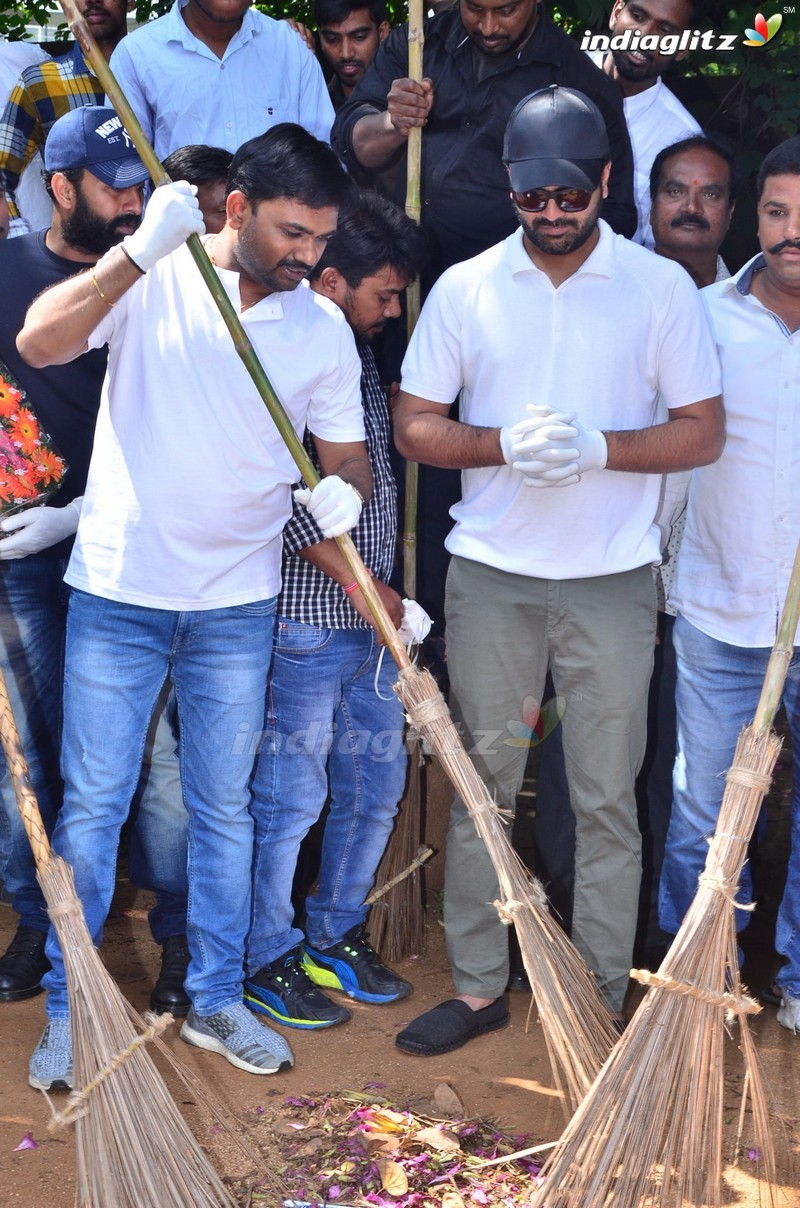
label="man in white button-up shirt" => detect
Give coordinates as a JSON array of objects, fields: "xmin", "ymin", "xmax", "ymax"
[
  {"xmin": 661, "ymin": 135, "xmax": 800, "ymax": 1037},
  {"xmin": 110, "ymin": 0, "xmax": 334, "ymax": 162}
]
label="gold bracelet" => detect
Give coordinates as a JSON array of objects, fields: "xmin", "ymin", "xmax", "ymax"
[{"xmin": 91, "ymin": 270, "xmax": 115, "ymax": 308}]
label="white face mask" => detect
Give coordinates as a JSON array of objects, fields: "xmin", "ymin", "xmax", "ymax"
[{"xmin": 397, "ymin": 598, "xmax": 433, "ymax": 647}]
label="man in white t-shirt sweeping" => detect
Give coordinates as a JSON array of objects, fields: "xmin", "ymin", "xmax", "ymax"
[
  {"xmin": 392, "ymin": 85, "xmax": 723, "ymax": 1055},
  {"xmin": 18, "ymin": 121, "xmax": 371, "ymax": 1090}
]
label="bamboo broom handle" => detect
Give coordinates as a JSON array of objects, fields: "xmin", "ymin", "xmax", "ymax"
[
  {"xmin": 402, "ymin": 0, "xmax": 424, "ymax": 600},
  {"xmin": 753, "ymin": 535, "xmax": 800, "ymax": 736},
  {"xmin": 57, "ymin": 0, "xmax": 411, "ymax": 671},
  {"xmin": 0, "ymin": 665, "xmax": 52, "ymax": 871}
]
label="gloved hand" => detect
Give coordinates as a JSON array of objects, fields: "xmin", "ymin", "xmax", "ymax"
[
  {"xmin": 294, "ymin": 476, "xmax": 363, "ymax": 538},
  {"xmin": 523, "ymin": 414, "xmax": 608, "ymax": 488},
  {"xmin": 500, "ymin": 406, "xmax": 579, "ymax": 483},
  {"xmin": 398, "ymin": 598, "xmax": 433, "ymax": 646},
  {"xmin": 122, "ymin": 181, "xmax": 205, "ymax": 272},
  {"xmin": 0, "ymin": 497, "xmax": 82, "ymax": 559}
]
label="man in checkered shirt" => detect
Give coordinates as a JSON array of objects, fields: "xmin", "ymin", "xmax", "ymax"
[
  {"xmin": 0, "ymin": 0, "xmax": 128, "ymax": 235},
  {"xmin": 244, "ymin": 191, "xmax": 428, "ymax": 1031}
]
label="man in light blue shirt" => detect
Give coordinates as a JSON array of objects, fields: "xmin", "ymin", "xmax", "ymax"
[{"xmin": 110, "ymin": 0, "xmax": 334, "ymax": 161}]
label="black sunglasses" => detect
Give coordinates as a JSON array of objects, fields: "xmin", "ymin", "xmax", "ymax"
[{"xmin": 512, "ymin": 186, "xmax": 594, "ymax": 213}]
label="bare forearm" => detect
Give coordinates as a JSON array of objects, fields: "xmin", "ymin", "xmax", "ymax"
[
  {"xmin": 351, "ymin": 111, "xmax": 406, "ymax": 170},
  {"xmin": 605, "ymin": 401, "xmax": 725, "ymax": 473},
  {"xmin": 299, "ymin": 537, "xmax": 353, "ymax": 584},
  {"xmin": 17, "ymin": 246, "xmax": 142, "ymax": 367},
  {"xmin": 394, "ymin": 406, "xmax": 503, "ymax": 469}
]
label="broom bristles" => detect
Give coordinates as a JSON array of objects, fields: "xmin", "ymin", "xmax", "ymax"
[
  {"xmin": 529, "ymin": 723, "xmax": 781, "ymax": 1207},
  {"xmin": 39, "ymin": 854, "xmax": 282, "ymax": 1208}
]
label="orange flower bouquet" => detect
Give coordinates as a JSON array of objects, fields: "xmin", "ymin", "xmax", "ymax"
[{"xmin": 0, "ymin": 361, "xmax": 68, "ymax": 517}]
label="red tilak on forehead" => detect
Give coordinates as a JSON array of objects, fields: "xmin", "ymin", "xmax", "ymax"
[{"xmin": 691, "ymin": 180, "xmax": 700, "ymax": 185}]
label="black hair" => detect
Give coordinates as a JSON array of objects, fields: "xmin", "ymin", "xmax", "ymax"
[
  {"xmin": 163, "ymin": 144, "xmax": 233, "ymax": 188},
  {"xmin": 649, "ymin": 133, "xmax": 738, "ymax": 204},
  {"xmin": 315, "ymin": 0, "xmax": 387, "ymax": 28},
  {"xmin": 308, "ymin": 190, "xmax": 428, "ymax": 288},
  {"xmin": 616, "ymin": 0, "xmax": 705, "ymax": 27},
  {"xmin": 757, "ymin": 136, "xmax": 800, "ymax": 201},
  {"xmin": 42, "ymin": 166, "xmax": 83, "ymax": 203},
  {"xmin": 227, "ymin": 123, "xmax": 354, "ymax": 211}
]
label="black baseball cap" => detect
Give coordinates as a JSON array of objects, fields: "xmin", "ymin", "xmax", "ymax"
[
  {"xmin": 503, "ymin": 85, "xmax": 610, "ymax": 193},
  {"xmin": 45, "ymin": 105, "xmax": 150, "ymax": 189}
]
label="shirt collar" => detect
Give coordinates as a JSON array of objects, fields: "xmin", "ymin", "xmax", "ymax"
[
  {"xmin": 171, "ymin": 0, "xmax": 258, "ymax": 51},
  {"xmin": 506, "ymin": 218, "xmax": 617, "ymax": 280},
  {"xmin": 730, "ymin": 251, "xmax": 766, "ymax": 296}
]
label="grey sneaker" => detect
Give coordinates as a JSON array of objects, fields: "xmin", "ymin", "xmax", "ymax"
[
  {"xmin": 180, "ymin": 1003, "xmax": 293, "ymax": 1074},
  {"xmin": 777, "ymin": 991, "xmax": 800, "ymax": 1035},
  {"xmin": 29, "ymin": 1019, "xmax": 73, "ymax": 1092}
]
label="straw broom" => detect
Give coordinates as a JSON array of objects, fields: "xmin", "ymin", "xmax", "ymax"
[
  {"xmin": 66, "ymin": 2, "xmax": 617, "ymax": 1116},
  {"xmin": 367, "ymin": 0, "xmax": 427, "ymax": 963},
  {"xmin": 0, "ymin": 664, "xmax": 243, "ymax": 1208},
  {"xmin": 528, "ymin": 542, "xmax": 800, "ymax": 1207}
]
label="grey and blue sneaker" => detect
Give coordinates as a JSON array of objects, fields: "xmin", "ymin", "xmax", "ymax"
[
  {"xmin": 180, "ymin": 1002, "xmax": 293, "ymax": 1073},
  {"xmin": 302, "ymin": 926, "xmax": 412, "ymax": 1005},
  {"xmin": 245, "ymin": 947, "xmax": 352, "ymax": 1030},
  {"xmin": 777, "ymin": 991, "xmax": 800, "ymax": 1035},
  {"xmin": 29, "ymin": 1019, "xmax": 73, "ymax": 1092}
]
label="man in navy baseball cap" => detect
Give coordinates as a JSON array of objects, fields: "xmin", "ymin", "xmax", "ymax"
[
  {"xmin": 40, "ymin": 105, "xmax": 150, "ymax": 256},
  {"xmin": 44, "ymin": 104, "xmax": 150, "ymax": 189}
]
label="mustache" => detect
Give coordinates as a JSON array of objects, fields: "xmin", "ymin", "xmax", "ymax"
[
  {"xmin": 533, "ymin": 217, "xmax": 579, "ymax": 229},
  {"xmin": 671, "ymin": 213, "xmax": 711, "ymax": 230},
  {"xmin": 279, "ymin": 258, "xmax": 314, "ymax": 273},
  {"xmin": 768, "ymin": 239, "xmax": 800, "ymax": 254}
]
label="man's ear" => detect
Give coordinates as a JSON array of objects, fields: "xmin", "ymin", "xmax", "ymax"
[
  {"xmin": 600, "ymin": 160, "xmax": 612, "ymax": 200},
  {"xmin": 225, "ymin": 189, "xmax": 250, "ymax": 229},
  {"xmin": 50, "ymin": 171, "xmax": 77, "ymax": 211},
  {"xmin": 378, "ymin": 20, "xmax": 390, "ymax": 41},
  {"xmin": 313, "ymin": 265, "xmax": 347, "ymax": 304},
  {"xmin": 608, "ymin": 0, "xmax": 626, "ymax": 28}
]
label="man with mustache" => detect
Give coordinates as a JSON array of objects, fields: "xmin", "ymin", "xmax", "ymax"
[
  {"xmin": 649, "ymin": 134, "xmax": 735, "ymax": 288},
  {"xmin": 0, "ymin": 0, "xmax": 129, "ymax": 235},
  {"xmin": 601, "ymin": 0, "xmax": 701, "ymax": 245},
  {"xmin": 0, "ymin": 106, "xmax": 190, "ymax": 1026},
  {"xmin": 245, "ymin": 191, "xmax": 427, "ymax": 1030},
  {"xmin": 391, "ymin": 86, "xmax": 723, "ymax": 1053},
  {"xmin": 660, "ymin": 135, "xmax": 800, "ymax": 1038},
  {"xmin": 18, "ymin": 122, "xmax": 370, "ymax": 1087},
  {"xmin": 315, "ymin": 0, "xmax": 390, "ymax": 112}
]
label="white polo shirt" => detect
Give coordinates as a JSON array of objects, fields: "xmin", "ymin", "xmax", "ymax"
[
  {"xmin": 109, "ymin": 0, "xmax": 334, "ymax": 160},
  {"xmin": 624, "ymin": 78, "xmax": 701, "ymax": 247},
  {"xmin": 66, "ymin": 242, "xmax": 364, "ymax": 610},
  {"xmin": 400, "ymin": 221, "xmax": 721, "ymax": 581},
  {"xmin": 671, "ymin": 254, "xmax": 800, "ymax": 647}
]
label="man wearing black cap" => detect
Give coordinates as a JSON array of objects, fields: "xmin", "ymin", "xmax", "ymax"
[
  {"xmin": 0, "ymin": 106, "xmax": 190, "ymax": 1023},
  {"xmin": 392, "ymin": 85, "xmax": 723, "ymax": 1054}
]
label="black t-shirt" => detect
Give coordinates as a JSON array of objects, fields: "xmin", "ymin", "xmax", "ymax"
[{"xmin": 0, "ymin": 230, "xmax": 107, "ymax": 557}]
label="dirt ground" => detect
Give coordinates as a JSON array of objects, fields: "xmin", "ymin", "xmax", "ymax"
[{"xmin": 0, "ymin": 883, "xmax": 798, "ymax": 1207}]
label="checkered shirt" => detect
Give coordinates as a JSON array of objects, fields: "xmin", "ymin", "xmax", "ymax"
[
  {"xmin": 280, "ymin": 341, "xmax": 398, "ymax": 629},
  {"xmin": 0, "ymin": 45, "xmax": 102, "ymax": 231}
]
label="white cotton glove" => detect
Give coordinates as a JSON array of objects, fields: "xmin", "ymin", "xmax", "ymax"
[
  {"xmin": 520, "ymin": 414, "xmax": 608, "ymax": 488},
  {"xmin": 500, "ymin": 405, "xmax": 580, "ymax": 484},
  {"xmin": 122, "ymin": 180, "xmax": 205, "ymax": 272},
  {"xmin": 0, "ymin": 497, "xmax": 82, "ymax": 559},
  {"xmin": 397, "ymin": 598, "xmax": 433, "ymax": 645},
  {"xmin": 294, "ymin": 476, "xmax": 363, "ymax": 538}
]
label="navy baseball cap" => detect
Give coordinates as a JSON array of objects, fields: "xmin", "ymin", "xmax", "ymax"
[
  {"xmin": 503, "ymin": 86, "xmax": 610, "ymax": 193},
  {"xmin": 45, "ymin": 105, "xmax": 150, "ymax": 189}
]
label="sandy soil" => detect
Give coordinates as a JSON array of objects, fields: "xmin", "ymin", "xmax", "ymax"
[{"xmin": 0, "ymin": 886, "xmax": 798, "ymax": 1208}]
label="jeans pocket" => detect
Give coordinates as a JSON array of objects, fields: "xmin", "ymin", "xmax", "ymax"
[
  {"xmin": 274, "ymin": 618, "xmax": 333, "ymax": 653},
  {"xmin": 234, "ymin": 597, "xmax": 277, "ymax": 616}
]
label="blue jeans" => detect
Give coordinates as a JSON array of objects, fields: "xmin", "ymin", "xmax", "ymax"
[
  {"xmin": 0, "ymin": 560, "xmax": 187, "ymax": 939},
  {"xmin": 660, "ymin": 614, "xmax": 800, "ymax": 997},
  {"xmin": 246, "ymin": 621, "xmax": 407, "ymax": 973},
  {"xmin": 43, "ymin": 589, "xmax": 275, "ymax": 1018}
]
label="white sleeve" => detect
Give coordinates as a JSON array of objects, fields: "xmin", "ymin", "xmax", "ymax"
[
  {"xmin": 656, "ymin": 270, "xmax": 722, "ymax": 410},
  {"xmin": 400, "ymin": 270, "xmax": 465, "ymax": 405},
  {"xmin": 109, "ymin": 41, "xmax": 155, "ymax": 147},
  {"xmin": 306, "ymin": 318, "xmax": 365, "ymax": 444},
  {"xmin": 296, "ymin": 45, "xmax": 335, "ymax": 143}
]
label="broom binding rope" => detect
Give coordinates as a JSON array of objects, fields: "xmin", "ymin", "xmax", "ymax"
[{"xmin": 60, "ymin": 0, "xmax": 618, "ymax": 1115}]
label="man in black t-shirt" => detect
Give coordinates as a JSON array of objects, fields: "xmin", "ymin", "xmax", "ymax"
[{"xmin": 0, "ymin": 108, "xmax": 190, "ymax": 1048}]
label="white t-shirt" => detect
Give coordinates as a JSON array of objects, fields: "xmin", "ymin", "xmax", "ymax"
[
  {"xmin": 400, "ymin": 222, "xmax": 721, "ymax": 581},
  {"xmin": 671, "ymin": 254, "xmax": 800, "ymax": 647},
  {"xmin": 624, "ymin": 78, "xmax": 701, "ymax": 247},
  {"xmin": 66, "ymin": 243, "xmax": 364, "ymax": 609},
  {"xmin": 110, "ymin": 0, "xmax": 334, "ymax": 160}
]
